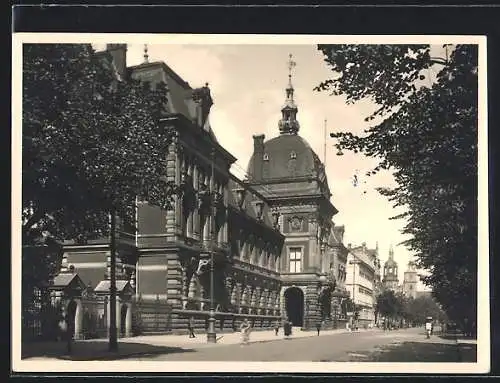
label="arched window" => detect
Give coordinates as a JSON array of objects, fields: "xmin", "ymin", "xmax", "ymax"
[
  {"xmin": 263, "ymin": 153, "xmax": 269, "ymax": 161},
  {"xmin": 290, "ymin": 151, "xmax": 297, "ymax": 159}
]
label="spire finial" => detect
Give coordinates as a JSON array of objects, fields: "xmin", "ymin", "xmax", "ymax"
[
  {"xmin": 287, "ymin": 53, "xmax": 297, "ymax": 89},
  {"xmin": 278, "ymin": 54, "xmax": 300, "ymax": 135},
  {"xmin": 143, "ymin": 44, "xmax": 149, "ymax": 63},
  {"xmin": 389, "ymin": 244, "xmax": 394, "ymax": 259}
]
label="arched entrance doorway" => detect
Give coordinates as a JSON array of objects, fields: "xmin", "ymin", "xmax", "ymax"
[
  {"xmin": 284, "ymin": 287, "xmax": 304, "ymax": 327},
  {"xmin": 120, "ymin": 304, "xmax": 128, "ymax": 337}
]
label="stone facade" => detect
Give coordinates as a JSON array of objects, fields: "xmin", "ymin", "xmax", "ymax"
[
  {"xmin": 344, "ymin": 243, "xmax": 380, "ymax": 326},
  {"xmin": 382, "ymin": 245, "xmax": 399, "ymax": 291},
  {"xmin": 245, "ymin": 55, "xmax": 349, "ymax": 330},
  {"xmin": 402, "ymin": 261, "xmax": 418, "ymax": 299},
  {"xmin": 52, "ymin": 46, "xmax": 351, "ymax": 336},
  {"xmin": 57, "ymin": 45, "xmax": 285, "ymax": 335}
]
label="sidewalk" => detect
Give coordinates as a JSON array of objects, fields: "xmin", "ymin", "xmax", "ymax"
[
  {"xmin": 22, "ymin": 327, "xmax": 375, "ymax": 361},
  {"xmin": 118, "ymin": 326, "xmax": 361, "ymax": 347}
]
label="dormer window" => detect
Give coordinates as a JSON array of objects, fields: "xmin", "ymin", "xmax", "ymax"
[
  {"xmin": 263, "ymin": 153, "xmax": 269, "ymax": 161},
  {"xmin": 290, "ymin": 151, "xmax": 297, "ymax": 159}
]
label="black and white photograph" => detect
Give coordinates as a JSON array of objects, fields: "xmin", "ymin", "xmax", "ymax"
[{"xmin": 12, "ymin": 33, "xmax": 489, "ymax": 374}]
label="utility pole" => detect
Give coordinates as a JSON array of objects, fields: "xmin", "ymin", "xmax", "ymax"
[
  {"xmin": 109, "ymin": 208, "xmax": 118, "ymax": 351},
  {"xmin": 323, "ymin": 118, "xmax": 327, "ymax": 166},
  {"xmin": 206, "ymin": 148, "xmax": 217, "ymax": 343},
  {"xmin": 349, "ymin": 256, "xmax": 361, "ymax": 331}
]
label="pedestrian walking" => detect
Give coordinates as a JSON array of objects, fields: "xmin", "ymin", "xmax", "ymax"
[
  {"xmin": 188, "ymin": 316, "xmax": 196, "ymax": 338},
  {"xmin": 239, "ymin": 318, "xmax": 251, "ymax": 346},
  {"xmin": 274, "ymin": 319, "xmax": 280, "ymax": 336},
  {"xmin": 284, "ymin": 318, "xmax": 292, "ymax": 338},
  {"xmin": 425, "ymin": 320, "xmax": 432, "ymax": 339},
  {"xmin": 316, "ymin": 319, "xmax": 322, "ymax": 336}
]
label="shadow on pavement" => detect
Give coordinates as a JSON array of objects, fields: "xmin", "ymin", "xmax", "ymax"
[
  {"xmin": 340, "ymin": 341, "xmax": 477, "ymax": 363},
  {"xmin": 22, "ymin": 341, "xmax": 195, "ymax": 361}
]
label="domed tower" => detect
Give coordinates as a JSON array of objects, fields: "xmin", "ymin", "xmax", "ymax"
[
  {"xmin": 403, "ymin": 260, "xmax": 418, "ymax": 299},
  {"xmin": 246, "ymin": 54, "xmax": 343, "ymax": 329},
  {"xmin": 382, "ymin": 245, "xmax": 399, "ymax": 291}
]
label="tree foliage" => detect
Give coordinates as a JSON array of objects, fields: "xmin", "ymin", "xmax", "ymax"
[
  {"xmin": 22, "ymin": 44, "xmax": 179, "ymax": 299},
  {"xmin": 376, "ymin": 289, "xmax": 447, "ymax": 326},
  {"xmin": 23, "ymin": 44, "xmax": 177, "ymax": 246},
  {"xmin": 404, "ymin": 294, "xmax": 448, "ymax": 325},
  {"xmin": 375, "ymin": 289, "xmax": 402, "ymax": 320},
  {"xmin": 316, "ymin": 44, "xmax": 478, "ymax": 324}
]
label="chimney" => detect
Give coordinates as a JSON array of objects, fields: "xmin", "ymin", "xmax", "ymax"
[
  {"xmin": 252, "ymin": 134, "xmax": 265, "ymax": 182},
  {"xmin": 106, "ymin": 44, "xmax": 127, "ymax": 80}
]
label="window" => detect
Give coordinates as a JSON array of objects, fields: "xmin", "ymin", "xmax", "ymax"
[
  {"xmin": 358, "ymin": 286, "xmax": 372, "ymax": 296},
  {"xmin": 337, "ymin": 264, "xmax": 347, "ymax": 281},
  {"xmin": 290, "ymin": 151, "xmax": 297, "ymax": 159},
  {"xmin": 263, "ymin": 153, "xmax": 269, "ymax": 161},
  {"xmin": 359, "ymin": 267, "xmax": 372, "ymax": 281},
  {"xmin": 289, "ymin": 247, "xmax": 302, "ymax": 273}
]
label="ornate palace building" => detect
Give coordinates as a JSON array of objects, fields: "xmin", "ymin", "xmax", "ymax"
[
  {"xmin": 245, "ymin": 55, "xmax": 349, "ymax": 329},
  {"xmin": 48, "ymin": 45, "xmax": 349, "ymax": 340}
]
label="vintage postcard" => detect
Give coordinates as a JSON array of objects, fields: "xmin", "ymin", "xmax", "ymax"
[{"xmin": 12, "ymin": 33, "xmax": 490, "ymax": 374}]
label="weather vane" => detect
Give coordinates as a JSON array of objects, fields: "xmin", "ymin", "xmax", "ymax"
[
  {"xmin": 287, "ymin": 53, "xmax": 297, "ymax": 80},
  {"xmin": 143, "ymin": 44, "xmax": 149, "ymax": 63}
]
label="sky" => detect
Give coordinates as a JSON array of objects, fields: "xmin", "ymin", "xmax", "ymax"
[{"xmin": 94, "ymin": 43, "xmax": 435, "ymax": 289}]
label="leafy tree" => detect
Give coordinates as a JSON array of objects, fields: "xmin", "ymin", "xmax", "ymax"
[
  {"xmin": 22, "ymin": 44, "xmax": 177, "ymax": 302},
  {"xmin": 316, "ymin": 44, "xmax": 478, "ymax": 324},
  {"xmin": 404, "ymin": 294, "xmax": 448, "ymax": 325},
  {"xmin": 23, "ymin": 44, "xmax": 176, "ymax": 244},
  {"xmin": 375, "ymin": 289, "xmax": 401, "ymax": 321}
]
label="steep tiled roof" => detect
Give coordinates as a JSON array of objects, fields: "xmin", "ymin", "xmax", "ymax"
[
  {"xmin": 227, "ymin": 179, "xmax": 274, "ymax": 228},
  {"xmin": 94, "ymin": 280, "xmax": 132, "ymax": 293},
  {"xmin": 50, "ymin": 273, "xmax": 86, "ymax": 290}
]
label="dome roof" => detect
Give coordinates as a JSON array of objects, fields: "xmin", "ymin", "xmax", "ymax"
[
  {"xmin": 384, "ymin": 245, "xmax": 397, "ymax": 267},
  {"xmin": 247, "ymin": 134, "xmax": 323, "ymax": 180},
  {"xmin": 384, "ymin": 258, "xmax": 398, "ymax": 267}
]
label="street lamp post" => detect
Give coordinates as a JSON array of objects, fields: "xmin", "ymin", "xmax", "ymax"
[
  {"xmin": 206, "ymin": 249, "xmax": 216, "ymax": 343},
  {"xmin": 109, "ymin": 208, "xmax": 118, "ymax": 352},
  {"xmin": 349, "ymin": 257, "xmax": 361, "ymax": 330},
  {"xmin": 206, "ymin": 149, "xmax": 217, "ymax": 344}
]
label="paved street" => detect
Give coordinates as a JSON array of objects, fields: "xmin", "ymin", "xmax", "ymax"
[
  {"xmin": 22, "ymin": 327, "xmax": 476, "ymax": 362},
  {"xmin": 131, "ymin": 327, "xmax": 475, "ymax": 362}
]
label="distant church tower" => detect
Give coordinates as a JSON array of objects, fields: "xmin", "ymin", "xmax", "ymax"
[
  {"xmin": 382, "ymin": 245, "xmax": 399, "ymax": 291},
  {"xmin": 402, "ymin": 261, "xmax": 418, "ymax": 299}
]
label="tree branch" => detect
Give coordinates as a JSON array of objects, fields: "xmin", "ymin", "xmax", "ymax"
[{"xmin": 23, "ymin": 208, "xmax": 48, "ymax": 233}]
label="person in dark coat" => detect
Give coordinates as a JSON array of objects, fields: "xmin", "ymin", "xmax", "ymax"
[
  {"xmin": 283, "ymin": 318, "xmax": 291, "ymax": 337},
  {"xmin": 274, "ymin": 319, "xmax": 280, "ymax": 336},
  {"xmin": 188, "ymin": 316, "xmax": 196, "ymax": 338},
  {"xmin": 316, "ymin": 319, "xmax": 322, "ymax": 336}
]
